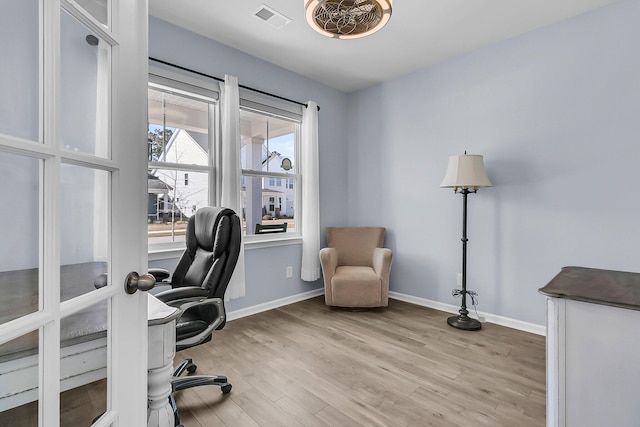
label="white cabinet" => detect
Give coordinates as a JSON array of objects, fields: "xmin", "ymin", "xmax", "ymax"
[{"xmin": 541, "ymin": 267, "xmax": 640, "ymax": 427}]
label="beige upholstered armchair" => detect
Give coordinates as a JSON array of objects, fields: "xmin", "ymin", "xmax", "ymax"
[{"xmin": 319, "ymin": 227, "xmax": 393, "ymax": 308}]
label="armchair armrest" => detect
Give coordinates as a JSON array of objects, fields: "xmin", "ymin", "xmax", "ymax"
[
  {"xmin": 372, "ymin": 247, "xmax": 393, "ymax": 277},
  {"xmin": 319, "ymin": 247, "xmax": 338, "ymax": 277},
  {"xmin": 319, "ymin": 247, "xmax": 339, "ymax": 304}
]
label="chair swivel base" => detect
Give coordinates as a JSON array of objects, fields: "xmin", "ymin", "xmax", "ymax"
[{"xmin": 172, "ymin": 358, "xmax": 233, "ymax": 394}]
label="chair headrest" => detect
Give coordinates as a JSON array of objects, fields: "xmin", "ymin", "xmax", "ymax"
[{"xmin": 189, "ymin": 207, "xmax": 235, "ymax": 254}]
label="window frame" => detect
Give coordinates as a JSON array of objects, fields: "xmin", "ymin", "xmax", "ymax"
[
  {"xmin": 146, "ymin": 67, "xmax": 305, "ymax": 258},
  {"xmin": 147, "ymin": 67, "xmax": 219, "ymax": 255},
  {"xmin": 239, "ymin": 100, "xmax": 302, "ymax": 245}
]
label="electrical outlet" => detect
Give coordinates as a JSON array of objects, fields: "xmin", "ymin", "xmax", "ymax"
[
  {"xmin": 457, "ymin": 273, "xmax": 463, "ymax": 286},
  {"xmin": 286, "ymin": 266, "xmax": 293, "ymax": 278}
]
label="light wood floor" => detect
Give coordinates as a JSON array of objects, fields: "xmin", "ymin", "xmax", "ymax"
[
  {"xmin": 174, "ymin": 296, "xmax": 545, "ymax": 426},
  {"xmin": 1, "ymin": 296, "xmax": 546, "ymax": 426}
]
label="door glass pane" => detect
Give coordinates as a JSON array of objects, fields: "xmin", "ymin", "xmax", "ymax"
[
  {"xmin": 0, "ymin": 331, "xmax": 40, "ymax": 426},
  {"xmin": 0, "ymin": 152, "xmax": 40, "ymax": 326},
  {"xmin": 60, "ymin": 164, "xmax": 109, "ymax": 302},
  {"xmin": 0, "ymin": 0, "xmax": 39, "ymax": 141},
  {"xmin": 148, "ymin": 168, "xmax": 208, "ymax": 244},
  {"xmin": 61, "ymin": 10, "xmax": 110, "ymax": 158},
  {"xmin": 60, "ymin": 301, "xmax": 108, "ymax": 425},
  {"xmin": 148, "ymin": 88, "xmax": 211, "ymax": 165},
  {"xmin": 74, "ymin": 0, "xmax": 109, "ymax": 26}
]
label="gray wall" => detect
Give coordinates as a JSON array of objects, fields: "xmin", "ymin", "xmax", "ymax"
[
  {"xmin": 347, "ymin": 0, "xmax": 640, "ymax": 325},
  {"xmin": 149, "ymin": 17, "xmax": 350, "ymax": 312},
  {"xmin": 151, "ymin": 0, "xmax": 640, "ymax": 325},
  {"xmin": 1, "ymin": 5, "xmax": 101, "ymax": 270}
]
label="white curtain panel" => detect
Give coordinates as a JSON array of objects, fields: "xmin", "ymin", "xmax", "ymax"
[
  {"xmin": 219, "ymin": 75, "xmax": 246, "ymax": 300},
  {"xmin": 301, "ymin": 101, "xmax": 321, "ymax": 281}
]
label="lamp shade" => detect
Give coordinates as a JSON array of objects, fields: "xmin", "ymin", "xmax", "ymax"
[{"xmin": 440, "ymin": 154, "xmax": 492, "ymax": 188}]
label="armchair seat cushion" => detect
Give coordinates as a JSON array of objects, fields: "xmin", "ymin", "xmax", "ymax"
[{"xmin": 331, "ymin": 266, "xmax": 382, "ymax": 307}]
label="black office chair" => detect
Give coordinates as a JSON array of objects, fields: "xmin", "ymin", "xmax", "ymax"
[{"xmin": 151, "ymin": 207, "xmax": 241, "ymax": 403}]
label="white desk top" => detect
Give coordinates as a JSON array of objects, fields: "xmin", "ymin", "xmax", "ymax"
[{"xmin": 148, "ymin": 294, "xmax": 180, "ymax": 324}]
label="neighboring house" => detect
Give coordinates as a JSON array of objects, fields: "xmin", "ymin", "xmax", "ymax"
[
  {"xmin": 262, "ymin": 152, "xmax": 295, "ymax": 218},
  {"xmin": 147, "ymin": 173, "xmax": 172, "ymax": 221},
  {"xmin": 149, "ymin": 129, "xmax": 208, "ymax": 221},
  {"xmin": 240, "ymin": 146, "xmax": 295, "ymax": 219}
]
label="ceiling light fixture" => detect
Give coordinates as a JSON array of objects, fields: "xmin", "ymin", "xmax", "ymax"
[{"xmin": 305, "ymin": 0, "xmax": 392, "ymax": 39}]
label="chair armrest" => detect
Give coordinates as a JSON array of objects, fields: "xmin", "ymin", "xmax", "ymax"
[
  {"xmin": 148, "ymin": 268, "xmax": 171, "ymax": 282},
  {"xmin": 154, "ymin": 286, "xmax": 209, "ymax": 305},
  {"xmin": 372, "ymin": 248, "xmax": 393, "ymax": 278},
  {"xmin": 170, "ymin": 295, "xmax": 226, "ymax": 350},
  {"xmin": 319, "ymin": 248, "xmax": 338, "ymax": 276},
  {"xmin": 319, "ymin": 247, "xmax": 339, "ymax": 304}
]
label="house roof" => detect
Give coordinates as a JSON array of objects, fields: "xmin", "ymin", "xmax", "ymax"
[{"xmin": 148, "ymin": 173, "xmax": 172, "ymax": 194}]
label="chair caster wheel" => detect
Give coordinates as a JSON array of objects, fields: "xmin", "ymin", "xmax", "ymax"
[
  {"xmin": 221, "ymin": 384, "xmax": 232, "ymax": 394},
  {"xmin": 186, "ymin": 364, "xmax": 197, "ymax": 374}
]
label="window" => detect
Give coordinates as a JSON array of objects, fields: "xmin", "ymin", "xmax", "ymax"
[
  {"xmin": 147, "ymin": 74, "xmax": 217, "ymax": 248},
  {"xmin": 240, "ymin": 108, "xmax": 300, "ymax": 237},
  {"xmin": 147, "ymin": 68, "xmax": 303, "ymax": 250}
]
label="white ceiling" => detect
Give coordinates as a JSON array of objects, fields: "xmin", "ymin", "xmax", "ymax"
[{"xmin": 149, "ymin": 0, "xmax": 618, "ymax": 93}]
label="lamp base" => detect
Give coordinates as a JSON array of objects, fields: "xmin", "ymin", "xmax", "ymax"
[{"xmin": 447, "ymin": 314, "xmax": 482, "ymax": 331}]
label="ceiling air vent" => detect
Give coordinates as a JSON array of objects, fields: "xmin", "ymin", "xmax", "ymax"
[{"xmin": 253, "ymin": 4, "xmax": 292, "ymax": 29}]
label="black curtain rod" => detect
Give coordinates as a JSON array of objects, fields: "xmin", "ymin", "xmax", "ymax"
[{"xmin": 149, "ymin": 57, "xmax": 320, "ymax": 111}]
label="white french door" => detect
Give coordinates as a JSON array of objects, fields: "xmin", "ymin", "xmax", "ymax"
[{"xmin": 0, "ymin": 0, "xmax": 149, "ymax": 426}]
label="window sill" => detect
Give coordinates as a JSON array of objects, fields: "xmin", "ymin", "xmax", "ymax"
[
  {"xmin": 148, "ymin": 235, "xmax": 302, "ymax": 260},
  {"xmin": 244, "ymin": 235, "xmax": 302, "ymax": 250}
]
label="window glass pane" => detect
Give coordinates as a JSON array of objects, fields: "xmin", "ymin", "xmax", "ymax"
[
  {"xmin": 148, "ymin": 169, "xmax": 208, "ymax": 244},
  {"xmin": 60, "ymin": 164, "xmax": 109, "ymax": 302},
  {"xmin": 60, "ymin": 300, "xmax": 108, "ymax": 425},
  {"xmin": 60, "ymin": 10, "xmax": 110, "ymax": 158},
  {"xmin": 0, "ymin": 330, "xmax": 39, "ymax": 425},
  {"xmin": 0, "ymin": 152, "xmax": 40, "ymax": 326},
  {"xmin": 0, "ymin": 0, "xmax": 39, "ymax": 141},
  {"xmin": 242, "ymin": 175, "xmax": 296, "ymax": 236},
  {"xmin": 240, "ymin": 110, "xmax": 296, "ymax": 172},
  {"xmin": 74, "ymin": 0, "xmax": 109, "ymax": 26},
  {"xmin": 148, "ymin": 88, "xmax": 210, "ymax": 165},
  {"xmin": 240, "ymin": 108, "xmax": 298, "ymax": 238}
]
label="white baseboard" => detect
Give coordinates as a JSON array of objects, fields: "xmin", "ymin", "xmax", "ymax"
[
  {"xmin": 388, "ymin": 291, "xmax": 546, "ymax": 336},
  {"xmin": 226, "ymin": 288, "xmax": 545, "ymax": 336},
  {"xmin": 227, "ymin": 288, "xmax": 324, "ymax": 321}
]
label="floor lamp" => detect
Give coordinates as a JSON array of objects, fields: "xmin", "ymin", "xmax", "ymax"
[{"xmin": 440, "ymin": 153, "xmax": 492, "ymax": 331}]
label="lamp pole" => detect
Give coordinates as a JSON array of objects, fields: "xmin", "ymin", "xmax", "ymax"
[{"xmin": 447, "ymin": 186, "xmax": 482, "ymax": 331}]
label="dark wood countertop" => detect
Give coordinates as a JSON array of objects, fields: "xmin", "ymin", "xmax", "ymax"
[{"xmin": 539, "ymin": 266, "xmax": 640, "ymax": 311}]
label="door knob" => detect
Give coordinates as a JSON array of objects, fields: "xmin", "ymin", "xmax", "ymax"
[{"xmin": 125, "ymin": 272, "xmax": 156, "ymax": 294}]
